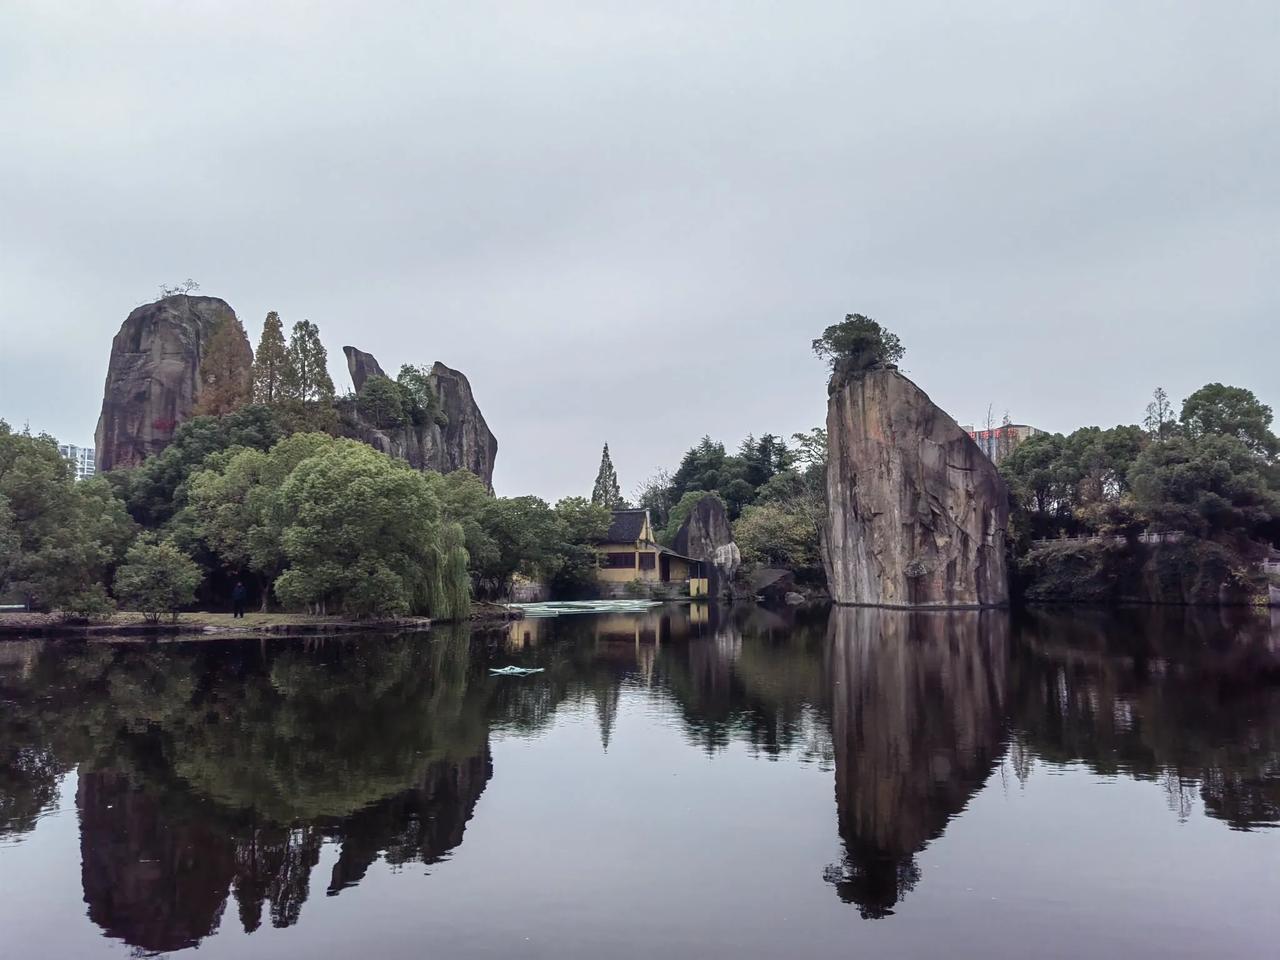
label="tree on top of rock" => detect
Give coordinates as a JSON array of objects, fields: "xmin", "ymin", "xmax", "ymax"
[
  {"xmin": 252, "ymin": 311, "xmax": 292, "ymax": 405},
  {"xmin": 591, "ymin": 443, "xmax": 624, "ymax": 509},
  {"xmin": 812, "ymin": 314, "xmax": 905, "ymax": 387},
  {"xmin": 194, "ymin": 314, "xmax": 254, "ymax": 416}
]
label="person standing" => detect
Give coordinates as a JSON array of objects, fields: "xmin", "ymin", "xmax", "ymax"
[{"xmin": 231, "ymin": 581, "xmax": 247, "ymax": 619}]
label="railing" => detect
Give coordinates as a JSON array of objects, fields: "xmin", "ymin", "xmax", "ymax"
[{"xmin": 1031, "ymin": 531, "xmax": 1186, "ymax": 548}]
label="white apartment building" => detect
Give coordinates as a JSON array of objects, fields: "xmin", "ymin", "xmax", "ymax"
[{"xmin": 58, "ymin": 444, "xmax": 96, "ymax": 481}]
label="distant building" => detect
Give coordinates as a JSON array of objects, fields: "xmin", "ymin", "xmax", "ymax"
[
  {"xmin": 58, "ymin": 444, "xmax": 96, "ymax": 481},
  {"xmin": 960, "ymin": 423, "xmax": 1044, "ymax": 464},
  {"xmin": 595, "ymin": 508, "xmax": 708, "ymax": 597}
]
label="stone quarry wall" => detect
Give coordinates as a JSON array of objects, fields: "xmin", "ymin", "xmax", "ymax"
[{"xmin": 824, "ymin": 367, "xmax": 1009, "ymax": 607}]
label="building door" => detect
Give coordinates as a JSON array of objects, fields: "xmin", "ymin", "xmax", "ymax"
[{"xmin": 659, "ymin": 554, "xmax": 670, "ymax": 582}]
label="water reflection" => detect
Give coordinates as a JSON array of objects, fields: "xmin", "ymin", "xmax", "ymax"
[
  {"xmin": 0, "ymin": 604, "xmax": 1277, "ymax": 953},
  {"xmin": 824, "ymin": 609, "xmax": 1009, "ymax": 917}
]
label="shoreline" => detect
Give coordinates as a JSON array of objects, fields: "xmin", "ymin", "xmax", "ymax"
[{"xmin": 0, "ymin": 604, "xmax": 521, "ymax": 641}]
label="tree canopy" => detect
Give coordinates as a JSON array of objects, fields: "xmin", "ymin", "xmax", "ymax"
[{"xmin": 812, "ymin": 313, "xmax": 905, "ymax": 378}]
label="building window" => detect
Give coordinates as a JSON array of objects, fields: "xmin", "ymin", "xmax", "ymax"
[
  {"xmin": 638, "ymin": 552, "xmax": 656, "ymax": 571},
  {"xmin": 602, "ymin": 552, "xmax": 636, "ymax": 569}
]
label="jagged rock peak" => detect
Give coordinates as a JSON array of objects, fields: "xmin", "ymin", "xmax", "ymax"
[
  {"xmin": 824, "ymin": 367, "xmax": 1008, "ymax": 607},
  {"xmin": 342, "ymin": 345, "xmax": 388, "ymax": 393},
  {"xmin": 95, "ymin": 295, "xmax": 247, "ymax": 472},
  {"xmin": 342, "ymin": 346, "xmax": 498, "ymax": 491}
]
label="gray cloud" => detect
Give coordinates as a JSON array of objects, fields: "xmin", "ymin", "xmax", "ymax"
[{"xmin": 2, "ymin": 1, "xmax": 1275, "ymax": 499}]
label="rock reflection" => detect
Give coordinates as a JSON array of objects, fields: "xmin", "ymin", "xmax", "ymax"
[
  {"xmin": 823, "ymin": 608, "xmax": 1010, "ymax": 917},
  {"xmin": 0, "ymin": 632, "xmax": 496, "ymax": 952},
  {"xmin": 0, "ymin": 603, "xmax": 1277, "ymax": 951}
]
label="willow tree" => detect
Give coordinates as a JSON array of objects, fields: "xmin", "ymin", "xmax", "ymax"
[
  {"xmin": 195, "ymin": 315, "xmax": 254, "ymax": 416},
  {"xmin": 271, "ymin": 440, "xmax": 469, "ymax": 618},
  {"xmin": 425, "ymin": 522, "xmax": 471, "ymax": 621},
  {"xmin": 591, "ymin": 443, "xmax": 623, "ymax": 508}
]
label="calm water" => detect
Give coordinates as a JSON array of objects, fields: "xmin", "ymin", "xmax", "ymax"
[{"xmin": 1, "ymin": 605, "xmax": 1278, "ymax": 959}]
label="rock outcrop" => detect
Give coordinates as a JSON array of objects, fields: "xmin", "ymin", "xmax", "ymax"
[
  {"xmin": 342, "ymin": 347, "xmax": 498, "ymax": 490},
  {"xmin": 95, "ymin": 296, "xmax": 247, "ymax": 471},
  {"xmin": 824, "ymin": 367, "xmax": 1008, "ymax": 607},
  {"xmin": 342, "ymin": 345, "xmax": 387, "ymax": 392},
  {"xmin": 672, "ymin": 494, "xmax": 741, "ymax": 597}
]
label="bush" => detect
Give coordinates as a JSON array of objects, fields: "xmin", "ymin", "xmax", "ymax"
[
  {"xmin": 115, "ymin": 540, "xmax": 202, "ymax": 623},
  {"xmin": 59, "ymin": 584, "xmax": 116, "ymax": 622}
]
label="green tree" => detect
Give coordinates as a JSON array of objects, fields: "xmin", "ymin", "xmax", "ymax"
[
  {"xmin": 109, "ymin": 405, "xmax": 284, "ymax": 528},
  {"xmin": 476, "ymin": 496, "xmax": 563, "ymax": 594},
  {"xmin": 1144, "ymin": 386, "xmax": 1175, "ymax": 441},
  {"xmin": 423, "ymin": 469, "xmax": 500, "ymax": 580},
  {"xmin": 185, "ymin": 433, "xmax": 334, "ymax": 610},
  {"xmin": 271, "ymin": 441, "xmax": 462, "ymax": 617},
  {"xmin": 114, "ymin": 539, "xmax": 202, "ymax": 623},
  {"xmin": 396, "ymin": 365, "xmax": 447, "ymax": 427},
  {"xmin": 734, "ymin": 501, "xmax": 821, "ymax": 568},
  {"xmin": 1180, "ymin": 383, "xmax": 1278, "ymax": 459},
  {"xmin": 1129, "ymin": 433, "xmax": 1280, "ymax": 544},
  {"xmin": 194, "ymin": 315, "xmax": 254, "ymax": 416},
  {"xmin": 0, "ymin": 423, "xmax": 136, "ymax": 611},
  {"xmin": 279, "ymin": 320, "xmax": 336, "ymax": 432},
  {"xmin": 811, "ymin": 313, "xmax": 905, "ymax": 376},
  {"xmin": 252, "ymin": 311, "xmax": 293, "ymax": 405},
  {"xmin": 358, "ymin": 374, "xmax": 408, "ymax": 429},
  {"xmin": 591, "ymin": 443, "xmax": 624, "ymax": 508}
]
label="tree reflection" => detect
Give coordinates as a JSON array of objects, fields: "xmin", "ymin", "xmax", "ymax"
[
  {"xmin": 0, "ymin": 632, "xmax": 498, "ymax": 953},
  {"xmin": 0, "ymin": 602, "xmax": 1277, "ymax": 950}
]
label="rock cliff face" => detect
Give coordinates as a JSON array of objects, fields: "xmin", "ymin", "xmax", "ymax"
[
  {"xmin": 94, "ymin": 296, "xmax": 246, "ymax": 471},
  {"xmin": 824, "ymin": 367, "xmax": 1008, "ymax": 607},
  {"xmin": 672, "ymin": 494, "xmax": 741, "ymax": 597},
  {"xmin": 342, "ymin": 347, "xmax": 498, "ymax": 490}
]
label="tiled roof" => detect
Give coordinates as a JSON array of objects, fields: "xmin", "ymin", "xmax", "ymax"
[{"xmin": 604, "ymin": 509, "xmax": 648, "ymax": 543}]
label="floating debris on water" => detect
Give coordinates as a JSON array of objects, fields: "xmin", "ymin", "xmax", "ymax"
[{"xmin": 488, "ymin": 666, "xmax": 546, "ymax": 676}]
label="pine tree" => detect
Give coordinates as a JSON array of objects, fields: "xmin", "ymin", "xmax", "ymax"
[
  {"xmin": 194, "ymin": 315, "xmax": 254, "ymax": 416},
  {"xmin": 591, "ymin": 443, "xmax": 623, "ymax": 508},
  {"xmin": 281, "ymin": 320, "xmax": 335, "ymax": 404},
  {"xmin": 252, "ymin": 311, "xmax": 292, "ymax": 405}
]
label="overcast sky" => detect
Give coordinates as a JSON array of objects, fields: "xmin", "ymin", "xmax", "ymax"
[{"xmin": 1, "ymin": 1, "xmax": 1275, "ymax": 499}]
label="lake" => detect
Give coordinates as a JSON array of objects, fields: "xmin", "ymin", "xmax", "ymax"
[{"xmin": 1, "ymin": 604, "xmax": 1277, "ymax": 959}]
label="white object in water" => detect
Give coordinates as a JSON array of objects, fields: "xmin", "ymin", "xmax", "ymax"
[{"xmin": 489, "ymin": 666, "xmax": 545, "ymax": 676}]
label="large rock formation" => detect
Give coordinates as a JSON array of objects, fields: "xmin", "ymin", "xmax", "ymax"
[
  {"xmin": 342, "ymin": 347, "xmax": 498, "ymax": 490},
  {"xmin": 672, "ymin": 494, "xmax": 741, "ymax": 597},
  {"xmin": 95, "ymin": 296, "xmax": 247, "ymax": 471},
  {"xmin": 342, "ymin": 345, "xmax": 387, "ymax": 393},
  {"xmin": 824, "ymin": 367, "xmax": 1008, "ymax": 607}
]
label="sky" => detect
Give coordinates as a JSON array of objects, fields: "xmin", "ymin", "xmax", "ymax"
[{"xmin": 1, "ymin": 1, "xmax": 1275, "ymax": 500}]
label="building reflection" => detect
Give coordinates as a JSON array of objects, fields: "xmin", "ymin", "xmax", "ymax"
[{"xmin": 1, "ymin": 603, "xmax": 1277, "ymax": 950}]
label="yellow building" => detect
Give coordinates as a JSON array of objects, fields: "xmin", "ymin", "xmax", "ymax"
[{"xmin": 596, "ymin": 508, "xmax": 709, "ymax": 597}]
